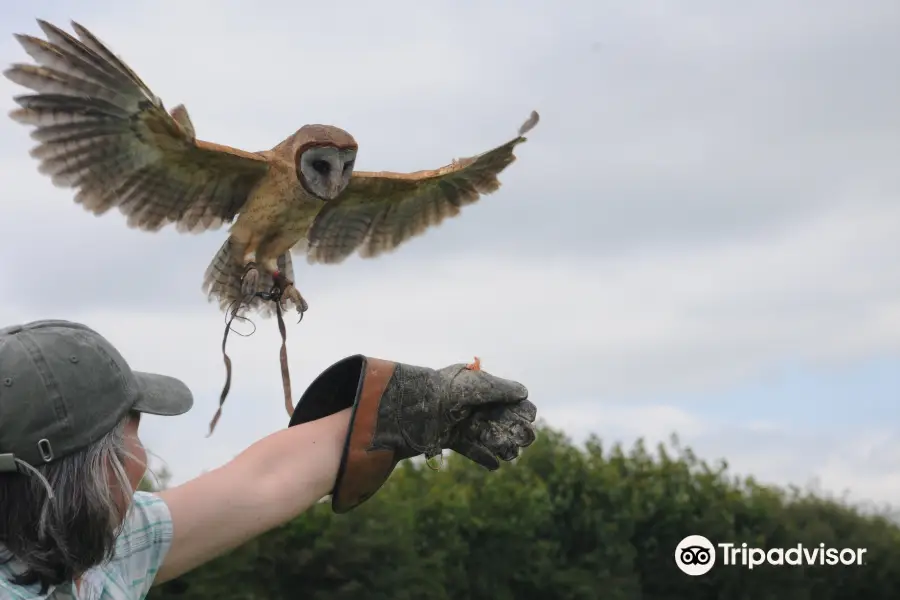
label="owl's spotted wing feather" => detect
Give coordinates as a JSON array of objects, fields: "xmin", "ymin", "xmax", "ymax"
[
  {"xmin": 4, "ymin": 20, "xmax": 269, "ymax": 233},
  {"xmin": 305, "ymin": 111, "xmax": 539, "ymax": 264}
]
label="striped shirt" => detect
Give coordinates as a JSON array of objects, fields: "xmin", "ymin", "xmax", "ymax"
[{"xmin": 0, "ymin": 492, "xmax": 174, "ymax": 600}]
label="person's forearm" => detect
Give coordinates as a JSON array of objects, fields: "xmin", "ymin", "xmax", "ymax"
[
  {"xmin": 156, "ymin": 407, "xmax": 351, "ymax": 584},
  {"xmin": 231, "ymin": 406, "xmax": 350, "ymax": 520}
]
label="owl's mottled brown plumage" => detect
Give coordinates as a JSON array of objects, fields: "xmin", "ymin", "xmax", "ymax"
[{"xmin": 4, "ymin": 20, "xmax": 539, "ymax": 316}]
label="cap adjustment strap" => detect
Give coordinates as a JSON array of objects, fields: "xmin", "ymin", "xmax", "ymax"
[{"xmin": 0, "ymin": 453, "xmax": 21, "ymax": 474}]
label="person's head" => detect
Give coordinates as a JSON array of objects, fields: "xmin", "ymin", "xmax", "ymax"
[{"xmin": 0, "ymin": 320, "xmax": 193, "ymax": 593}]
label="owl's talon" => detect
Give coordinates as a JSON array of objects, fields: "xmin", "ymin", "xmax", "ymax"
[
  {"xmin": 241, "ymin": 262, "xmax": 260, "ymax": 298},
  {"xmin": 271, "ymin": 271, "xmax": 309, "ymax": 315},
  {"xmin": 284, "ymin": 285, "xmax": 309, "ymax": 315},
  {"xmin": 466, "ymin": 356, "xmax": 481, "ymax": 371}
]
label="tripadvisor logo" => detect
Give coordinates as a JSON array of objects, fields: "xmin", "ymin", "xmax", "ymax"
[
  {"xmin": 675, "ymin": 535, "xmax": 716, "ymax": 576},
  {"xmin": 675, "ymin": 535, "xmax": 867, "ymax": 575}
]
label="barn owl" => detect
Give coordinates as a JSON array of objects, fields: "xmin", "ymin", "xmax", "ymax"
[{"xmin": 4, "ymin": 20, "xmax": 539, "ymax": 316}]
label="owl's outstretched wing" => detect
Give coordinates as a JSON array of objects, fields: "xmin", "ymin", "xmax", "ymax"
[
  {"xmin": 4, "ymin": 20, "xmax": 270, "ymax": 233},
  {"xmin": 304, "ymin": 111, "xmax": 539, "ymax": 264}
]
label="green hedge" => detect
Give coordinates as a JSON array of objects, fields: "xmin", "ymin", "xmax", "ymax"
[{"xmin": 148, "ymin": 425, "xmax": 900, "ymax": 599}]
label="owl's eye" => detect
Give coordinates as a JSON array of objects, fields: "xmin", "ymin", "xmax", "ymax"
[
  {"xmin": 343, "ymin": 160, "xmax": 355, "ymax": 172},
  {"xmin": 311, "ymin": 159, "xmax": 331, "ymax": 175}
]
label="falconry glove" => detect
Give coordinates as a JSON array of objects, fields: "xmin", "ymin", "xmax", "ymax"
[{"xmin": 289, "ymin": 356, "xmax": 537, "ymax": 513}]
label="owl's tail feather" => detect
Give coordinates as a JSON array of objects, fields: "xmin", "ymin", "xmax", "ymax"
[{"xmin": 202, "ymin": 238, "xmax": 296, "ymax": 318}]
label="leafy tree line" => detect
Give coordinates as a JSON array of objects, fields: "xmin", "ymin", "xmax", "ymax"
[{"xmin": 145, "ymin": 425, "xmax": 900, "ymax": 599}]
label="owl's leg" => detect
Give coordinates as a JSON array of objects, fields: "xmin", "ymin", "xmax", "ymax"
[
  {"xmin": 265, "ymin": 258, "xmax": 309, "ymax": 315},
  {"xmin": 240, "ymin": 250, "xmax": 259, "ymax": 297},
  {"xmin": 262, "ymin": 257, "xmax": 279, "ymax": 274}
]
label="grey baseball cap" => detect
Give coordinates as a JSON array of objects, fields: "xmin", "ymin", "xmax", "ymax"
[{"xmin": 0, "ymin": 319, "xmax": 193, "ymax": 472}]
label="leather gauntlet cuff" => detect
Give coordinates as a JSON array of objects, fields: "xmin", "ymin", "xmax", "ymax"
[{"xmin": 288, "ymin": 355, "xmax": 403, "ymax": 513}]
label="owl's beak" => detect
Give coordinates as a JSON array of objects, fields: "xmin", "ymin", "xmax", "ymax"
[{"xmin": 328, "ymin": 180, "xmax": 344, "ymax": 200}]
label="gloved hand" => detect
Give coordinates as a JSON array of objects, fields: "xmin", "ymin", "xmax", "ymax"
[{"xmin": 289, "ymin": 355, "xmax": 537, "ymax": 513}]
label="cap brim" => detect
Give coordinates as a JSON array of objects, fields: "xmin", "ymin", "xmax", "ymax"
[{"xmin": 132, "ymin": 371, "xmax": 194, "ymax": 416}]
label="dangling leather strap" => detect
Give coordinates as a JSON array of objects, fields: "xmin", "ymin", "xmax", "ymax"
[{"xmin": 209, "ymin": 284, "xmax": 298, "ymax": 436}]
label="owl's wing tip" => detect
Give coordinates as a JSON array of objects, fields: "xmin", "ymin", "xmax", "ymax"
[{"xmin": 517, "ymin": 110, "xmax": 540, "ymax": 136}]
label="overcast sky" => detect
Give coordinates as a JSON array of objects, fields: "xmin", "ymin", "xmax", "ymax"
[{"xmin": 1, "ymin": 0, "xmax": 898, "ymax": 508}]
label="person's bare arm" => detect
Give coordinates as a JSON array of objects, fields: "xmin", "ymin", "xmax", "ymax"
[
  {"xmin": 153, "ymin": 408, "xmax": 351, "ymax": 584},
  {"xmin": 149, "ymin": 354, "xmax": 537, "ymax": 585}
]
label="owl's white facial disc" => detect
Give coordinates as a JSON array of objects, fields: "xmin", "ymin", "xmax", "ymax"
[{"xmin": 297, "ymin": 146, "xmax": 357, "ymax": 201}]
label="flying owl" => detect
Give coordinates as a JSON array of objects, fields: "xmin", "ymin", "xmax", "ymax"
[{"xmin": 4, "ymin": 20, "xmax": 539, "ymax": 316}]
